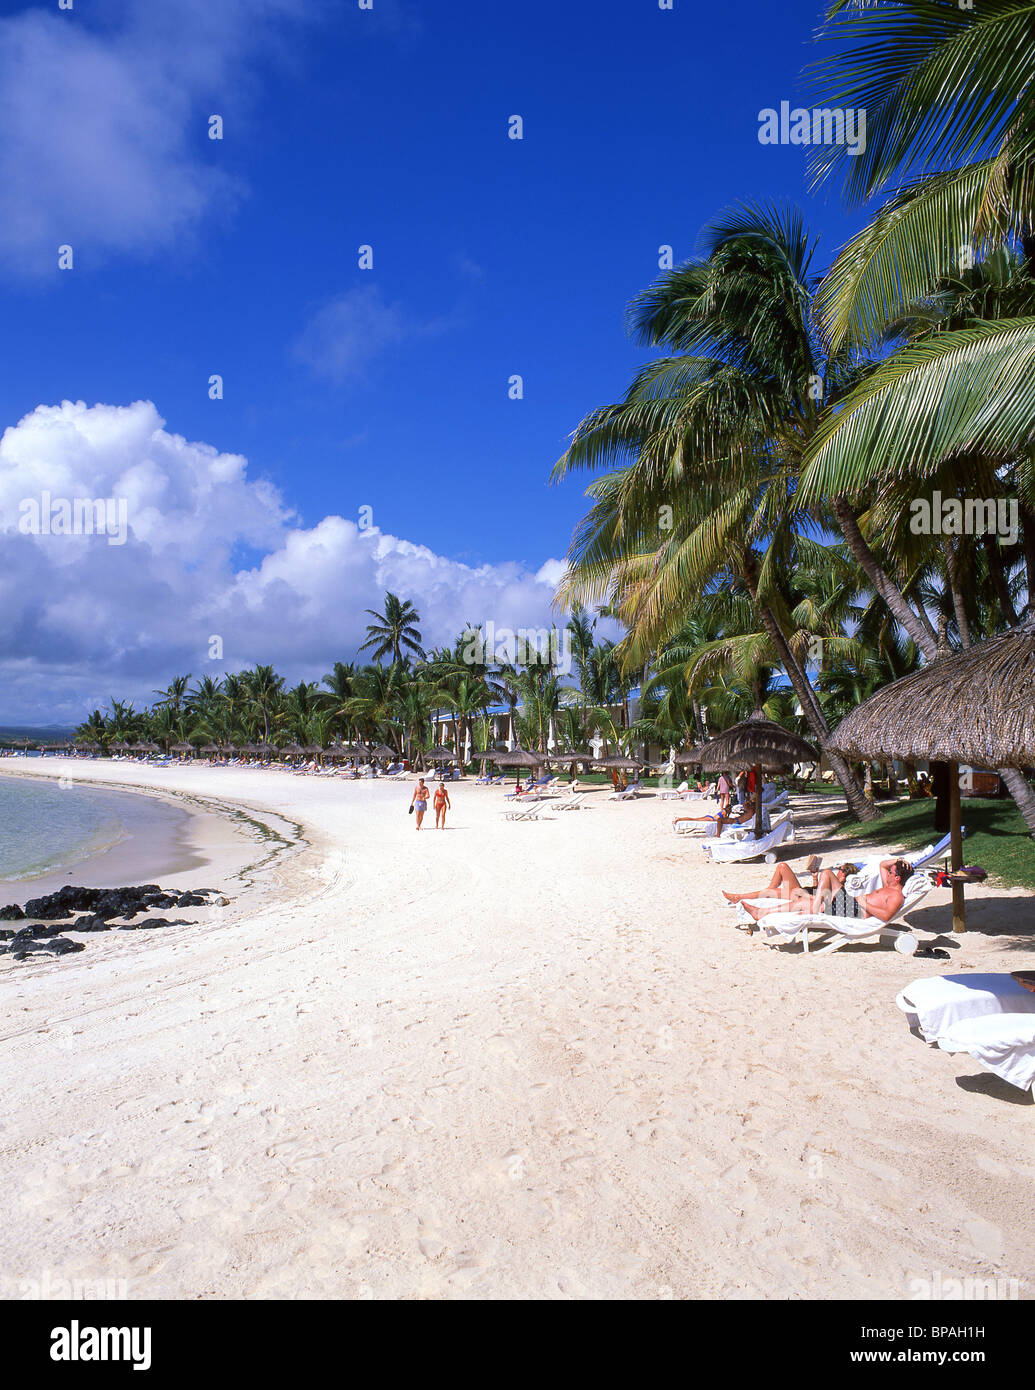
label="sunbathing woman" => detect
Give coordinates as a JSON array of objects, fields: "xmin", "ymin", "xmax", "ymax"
[
  {"xmin": 672, "ymin": 801, "xmax": 758, "ymax": 836},
  {"xmin": 724, "ymin": 859, "xmax": 913, "ymax": 924}
]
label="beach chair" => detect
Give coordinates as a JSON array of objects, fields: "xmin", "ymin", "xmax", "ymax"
[
  {"xmin": 673, "ymin": 804, "xmax": 725, "ymax": 835},
  {"xmin": 609, "ymin": 780, "xmax": 644, "ymax": 801},
  {"xmin": 754, "ymin": 870, "xmax": 933, "ymax": 955},
  {"xmin": 896, "ymin": 974, "xmax": 1035, "ymax": 1040},
  {"xmin": 843, "ymin": 831, "xmax": 961, "ymax": 895},
  {"xmin": 760, "ymin": 788, "xmax": 789, "ymax": 812},
  {"xmin": 659, "ymin": 781, "xmax": 690, "ymax": 801},
  {"xmin": 555, "ymin": 791, "xmax": 588, "ymax": 811},
  {"xmin": 930, "ymin": 1013, "xmax": 1035, "ymax": 1094},
  {"xmin": 504, "ymin": 801, "xmax": 548, "ymax": 822},
  {"xmin": 704, "ymin": 812, "xmax": 795, "ymax": 864}
]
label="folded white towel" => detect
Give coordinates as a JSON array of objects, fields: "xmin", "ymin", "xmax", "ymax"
[
  {"xmin": 934, "ymin": 1013, "xmax": 1035, "ymax": 1093},
  {"xmin": 896, "ymin": 974, "xmax": 1035, "ymax": 1039}
]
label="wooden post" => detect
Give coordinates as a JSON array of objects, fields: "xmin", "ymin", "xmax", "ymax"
[
  {"xmin": 754, "ymin": 762, "xmax": 763, "ymax": 838},
  {"xmin": 949, "ymin": 758, "xmax": 966, "ymax": 933}
]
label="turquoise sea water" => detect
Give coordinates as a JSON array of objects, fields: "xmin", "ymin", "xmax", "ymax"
[{"xmin": 0, "ymin": 774, "xmax": 182, "ymax": 883}]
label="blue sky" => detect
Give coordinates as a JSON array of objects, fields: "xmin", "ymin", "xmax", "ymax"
[{"xmin": 0, "ymin": 0, "xmax": 868, "ymax": 722}]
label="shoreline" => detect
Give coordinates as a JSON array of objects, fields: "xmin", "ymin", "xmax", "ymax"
[
  {"xmin": 0, "ymin": 762, "xmax": 305, "ymax": 910},
  {"xmin": 0, "ymin": 765, "xmax": 1032, "ymax": 1299}
]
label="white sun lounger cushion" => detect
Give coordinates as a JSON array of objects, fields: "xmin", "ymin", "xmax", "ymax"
[
  {"xmin": 933, "ymin": 1013, "xmax": 1035, "ymax": 1093},
  {"xmin": 896, "ymin": 974, "xmax": 1035, "ymax": 1039}
]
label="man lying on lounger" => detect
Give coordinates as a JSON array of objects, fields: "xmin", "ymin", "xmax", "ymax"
[{"xmin": 723, "ymin": 858, "xmax": 914, "ymax": 924}]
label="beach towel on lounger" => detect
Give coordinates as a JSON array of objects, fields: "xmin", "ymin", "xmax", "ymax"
[
  {"xmin": 897, "ymin": 974, "xmax": 1035, "ymax": 1040},
  {"xmin": 934, "ymin": 1013, "xmax": 1035, "ymax": 1093}
]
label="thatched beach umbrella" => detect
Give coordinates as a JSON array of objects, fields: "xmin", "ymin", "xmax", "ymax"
[
  {"xmin": 279, "ymin": 742, "xmax": 305, "ymax": 759},
  {"xmin": 673, "ymin": 747, "xmax": 704, "ymax": 766},
  {"xmin": 370, "ymin": 743, "xmax": 398, "ymax": 761},
  {"xmin": 552, "ymin": 747, "xmax": 594, "ymax": 778},
  {"xmin": 486, "ymin": 746, "xmax": 543, "ymax": 785},
  {"xmin": 171, "ymin": 741, "xmax": 194, "ymax": 756},
  {"xmin": 695, "ymin": 712, "xmax": 819, "ymax": 838},
  {"xmin": 830, "ymin": 618, "xmax": 1035, "ymax": 932}
]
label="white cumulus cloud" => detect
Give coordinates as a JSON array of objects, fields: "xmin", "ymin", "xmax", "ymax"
[{"xmin": 0, "ymin": 399, "xmax": 572, "ymax": 723}]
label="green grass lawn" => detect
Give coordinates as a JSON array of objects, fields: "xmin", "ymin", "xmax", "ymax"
[{"xmin": 834, "ymin": 796, "xmax": 1035, "ymax": 891}]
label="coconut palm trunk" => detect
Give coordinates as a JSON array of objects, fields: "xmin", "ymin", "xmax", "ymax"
[
  {"xmin": 738, "ymin": 551, "xmax": 876, "ymax": 821},
  {"xmin": 832, "ymin": 499, "xmax": 1035, "ymax": 829}
]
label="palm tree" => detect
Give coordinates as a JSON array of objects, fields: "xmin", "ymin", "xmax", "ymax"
[
  {"xmin": 242, "ymin": 665, "xmax": 285, "ymax": 746},
  {"xmin": 808, "ymin": 0, "xmax": 1035, "ymax": 345},
  {"xmin": 552, "ymin": 202, "xmax": 877, "ymax": 819},
  {"xmin": 361, "ymin": 592, "xmax": 426, "ymax": 665},
  {"xmin": 154, "ymin": 674, "xmax": 192, "ymax": 715}
]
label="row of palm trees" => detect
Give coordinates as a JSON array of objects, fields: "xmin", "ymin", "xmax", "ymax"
[
  {"xmin": 73, "ymin": 595, "xmax": 637, "ymax": 763},
  {"xmin": 76, "ymin": 573, "xmax": 941, "ymax": 780},
  {"xmin": 551, "ymin": 0, "xmax": 1035, "ymax": 831}
]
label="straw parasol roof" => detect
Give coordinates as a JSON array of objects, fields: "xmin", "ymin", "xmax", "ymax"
[
  {"xmin": 594, "ymin": 754, "xmax": 644, "ymax": 771},
  {"xmin": 369, "ymin": 743, "xmax": 398, "ymax": 760},
  {"xmin": 827, "ymin": 623, "xmax": 1035, "ymax": 934},
  {"xmin": 830, "ymin": 617, "xmax": 1035, "ymax": 770},
  {"xmin": 171, "ymin": 741, "xmax": 194, "ymax": 753},
  {"xmin": 673, "ymin": 746, "xmax": 704, "ymax": 766},
  {"xmin": 424, "ymin": 744, "xmax": 454, "ymax": 760},
  {"xmin": 200, "ymin": 742, "xmax": 220, "ymax": 753},
  {"xmin": 488, "ymin": 747, "xmax": 543, "ymax": 767},
  {"xmin": 693, "ymin": 713, "xmax": 818, "ymax": 772}
]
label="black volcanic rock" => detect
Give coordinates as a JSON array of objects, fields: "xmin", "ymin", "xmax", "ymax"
[
  {"xmin": 8, "ymin": 935, "xmax": 85, "ymax": 959},
  {"xmin": 0, "ymin": 885, "xmax": 198, "ymax": 963},
  {"xmin": 11, "ymin": 924, "xmax": 55, "ymax": 942},
  {"xmin": 69, "ymin": 915, "xmax": 111, "ymax": 932}
]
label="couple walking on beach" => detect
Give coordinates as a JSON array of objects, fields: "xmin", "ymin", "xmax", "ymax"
[{"xmin": 409, "ymin": 777, "xmax": 450, "ymax": 830}]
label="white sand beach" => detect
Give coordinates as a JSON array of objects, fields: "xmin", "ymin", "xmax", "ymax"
[{"xmin": 1, "ymin": 761, "xmax": 1033, "ymax": 1301}]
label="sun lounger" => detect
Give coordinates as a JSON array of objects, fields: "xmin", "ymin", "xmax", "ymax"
[
  {"xmin": 760, "ymin": 788, "xmax": 789, "ymax": 812},
  {"xmin": 754, "ymin": 869, "xmax": 933, "ymax": 954},
  {"xmin": 609, "ymin": 781, "xmax": 644, "ymax": 801},
  {"xmin": 933, "ymin": 1013, "xmax": 1035, "ymax": 1093},
  {"xmin": 673, "ymin": 804, "xmax": 725, "ymax": 835},
  {"xmin": 846, "ymin": 831, "xmax": 961, "ymax": 895},
  {"xmin": 704, "ymin": 812, "xmax": 794, "ymax": 864},
  {"xmin": 555, "ymin": 791, "xmax": 588, "ymax": 811},
  {"xmin": 659, "ymin": 781, "xmax": 691, "ymax": 800},
  {"xmin": 896, "ymin": 974, "xmax": 1035, "ymax": 1039},
  {"xmin": 504, "ymin": 801, "xmax": 548, "ymax": 821}
]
